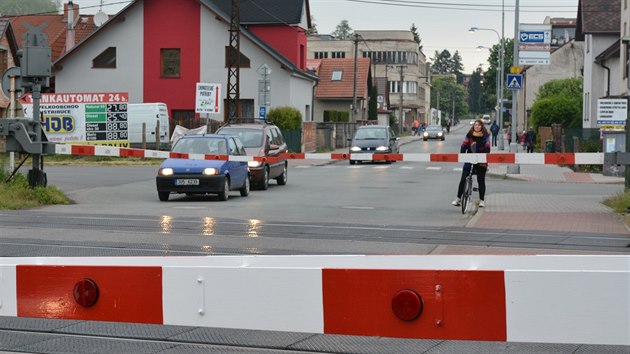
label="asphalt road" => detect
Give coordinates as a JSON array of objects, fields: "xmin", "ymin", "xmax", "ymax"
[{"xmin": 1, "ymin": 126, "xmax": 629, "ymax": 353}]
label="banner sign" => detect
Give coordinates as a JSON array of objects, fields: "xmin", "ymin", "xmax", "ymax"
[{"xmin": 21, "ymin": 92, "xmax": 130, "ymax": 147}]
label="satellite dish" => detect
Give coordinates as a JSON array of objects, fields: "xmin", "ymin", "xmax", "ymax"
[{"xmin": 93, "ymin": 11, "xmax": 108, "ymax": 27}]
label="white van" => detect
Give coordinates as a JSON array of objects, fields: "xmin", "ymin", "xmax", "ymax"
[{"xmin": 127, "ymin": 103, "xmax": 170, "ymax": 149}]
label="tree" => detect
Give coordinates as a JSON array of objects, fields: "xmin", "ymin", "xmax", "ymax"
[
  {"xmin": 451, "ymin": 51, "xmax": 464, "ymax": 84},
  {"xmin": 431, "ymin": 50, "xmax": 452, "ymax": 74},
  {"xmin": 410, "ymin": 23, "xmax": 423, "ymax": 51},
  {"xmin": 430, "ymin": 76, "xmax": 468, "ymax": 120},
  {"xmin": 368, "ymin": 86, "xmax": 378, "ymax": 120},
  {"xmin": 332, "ymin": 20, "xmax": 353, "ymax": 40},
  {"xmin": 307, "ymin": 16, "xmax": 318, "ymax": 36},
  {"xmin": 529, "ymin": 78, "xmax": 583, "ymax": 129},
  {"xmin": 0, "ymin": 0, "xmax": 58, "ymax": 15},
  {"xmin": 467, "ymin": 68, "xmax": 485, "ymax": 114}
]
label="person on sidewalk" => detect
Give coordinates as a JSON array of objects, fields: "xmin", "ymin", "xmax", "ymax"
[
  {"xmin": 520, "ymin": 130, "xmax": 527, "ymax": 151},
  {"xmin": 411, "ymin": 118, "xmax": 419, "ymax": 136},
  {"xmin": 490, "ymin": 121, "xmax": 499, "ymax": 146},
  {"xmin": 452, "ymin": 119, "xmax": 491, "ymax": 208},
  {"xmin": 525, "ymin": 127, "xmax": 536, "ymax": 153}
]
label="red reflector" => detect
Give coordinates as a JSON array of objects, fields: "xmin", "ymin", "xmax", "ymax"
[
  {"xmin": 73, "ymin": 278, "xmax": 99, "ymax": 308},
  {"xmin": 391, "ymin": 289, "xmax": 423, "ymax": 321}
]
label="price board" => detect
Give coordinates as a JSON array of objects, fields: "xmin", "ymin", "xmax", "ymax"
[{"xmin": 21, "ymin": 92, "xmax": 130, "ymax": 147}]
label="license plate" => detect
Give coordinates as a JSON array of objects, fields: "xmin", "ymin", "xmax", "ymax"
[{"xmin": 175, "ymin": 179, "xmax": 199, "ymax": 186}]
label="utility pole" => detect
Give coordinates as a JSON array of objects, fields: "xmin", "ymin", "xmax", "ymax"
[
  {"xmin": 351, "ymin": 33, "xmax": 359, "ymax": 122},
  {"xmin": 398, "ymin": 65, "xmax": 404, "ymax": 133},
  {"xmin": 227, "ymin": 0, "xmax": 241, "ymax": 122},
  {"xmin": 508, "ymin": 0, "xmax": 521, "ymax": 173}
]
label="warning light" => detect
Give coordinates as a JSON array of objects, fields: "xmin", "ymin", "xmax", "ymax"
[
  {"xmin": 391, "ymin": 289, "xmax": 423, "ymax": 321},
  {"xmin": 73, "ymin": 278, "xmax": 99, "ymax": 308}
]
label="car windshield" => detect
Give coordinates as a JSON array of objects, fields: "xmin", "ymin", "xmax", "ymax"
[
  {"xmin": 354, "ymin": 128, "xmax": 387, "ymax": 140},
  {"xmin": 172, "ymin": 137, "xmax": 227, "ymax": 155},
  {"xmin": 427, "ymin": 126, "xmax": 442, "ymax": 131},
  {"xmin": 218, "ymin": 128, "xmax": 263, "ymax": 148}
]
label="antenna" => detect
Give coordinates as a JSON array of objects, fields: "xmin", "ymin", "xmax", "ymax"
[{"xmin": 93, "ymin": 11, "xmax": 107, "ymax": 27}]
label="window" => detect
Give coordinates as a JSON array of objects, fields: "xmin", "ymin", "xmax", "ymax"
[
  {"xmin": 161, "ymin": 48, "xmax": 180, "ymax": 78},
  {"xmin": 331, "ymin": 70, "xmax": 343, "ymax": 81},
  {"xmin": 314, "ymin": 51, "xmax": 328, "ymax": 59},
  {"xmin": 93, "ymin": 47, "xmax": 116, "ymax": 68},
  {"xmin": 224, "ymin": 47, "xmax": 251, "ymax": 68},
  {"xmin": 331, "ymin": 51, "xmax": 345, "ymax": 58}
]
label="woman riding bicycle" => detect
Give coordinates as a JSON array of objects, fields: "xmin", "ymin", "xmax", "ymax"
[{"xmin": 452, "ymin": 119, "xmax": 491, "ymax": 208}]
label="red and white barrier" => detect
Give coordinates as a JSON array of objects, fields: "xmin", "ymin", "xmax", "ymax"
[
  {"xmin": 54, "ymin": 144, "xmax": 605, "ymax": 165},
  {"xmin": 1, "ymin": 255, "xmax": 628, "ymax": 345}
]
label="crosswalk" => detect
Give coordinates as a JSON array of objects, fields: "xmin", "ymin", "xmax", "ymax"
[{"xmin": 295, "ymin": 165, "xmax": 464, "ymax": 171}]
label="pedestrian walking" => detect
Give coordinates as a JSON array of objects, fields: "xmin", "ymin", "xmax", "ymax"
[
  {"xmin": 520, "ymin": 130, "xmax": 526, "ymax": 151},
  {"xmin": 525, "ymin": 127, "xmax": 536, "ymax": 153},
  {"xmin": 452, "ymin": 119, "xmax": 491, "ymax": 208},
  {"xmin": 490, "ymin": 121, "xmax": 499, "ymax": 146}
]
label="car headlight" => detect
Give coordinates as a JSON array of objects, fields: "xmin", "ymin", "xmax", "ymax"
[
  {"xmin": 248, "ymin": 161, "xmax": 262, "ymax": 168},
  {"xmin": 438, "ymin": 132, "xmax": 443, "ymax": 136},
  {"xmin": 423, "ymin": 132, "xmax": 428, "ymax": 137},
  {"xmin": 203, "ymin": 168, "xmax": 218, "ymax": 175},
  {"xmin": 350, "ymin": 146, "xmax": 362, "ymax": 152},
  {"xmin": 159, "ymin": 167, "xmax": 174, "ymax": 176},
  {"xmin": 376, "ymin": 146, "xmax": 388, "ymax": 151}
]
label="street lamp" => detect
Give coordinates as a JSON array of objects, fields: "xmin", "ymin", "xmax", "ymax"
[{"xmin": 469, "ymin": 26, "xmax": 505, "ymax": 148}]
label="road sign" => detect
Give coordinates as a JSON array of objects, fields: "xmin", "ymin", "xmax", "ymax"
[
  {"xmin": 259, "ymin": 106, "xmax": 266, "ymax": 119},
  {"xmin": 506, "ymin": 74, "xmax": 523, "ymax": 90}
]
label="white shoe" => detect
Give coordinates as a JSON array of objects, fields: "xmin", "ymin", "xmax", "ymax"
[
  {"xmin": 479, "ymin": 200, "xmax": 485, "ymax": 208},
  {"xmin": 452, "ymin": 198, "xmax": 461, "ymax": 206}
]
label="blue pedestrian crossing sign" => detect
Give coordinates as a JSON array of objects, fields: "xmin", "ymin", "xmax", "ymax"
[
  {"xmin": 259, "ymin": 106, "xmax": 266, "ymax": 119},
  {"xmin": 506, "ymin": 74, "xmax": 523, "ymax": 90}
]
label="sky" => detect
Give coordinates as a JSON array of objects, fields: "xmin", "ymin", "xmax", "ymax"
[{"xmin": 70, "ymin": 0, "xmax": 579, "ymax": 73}]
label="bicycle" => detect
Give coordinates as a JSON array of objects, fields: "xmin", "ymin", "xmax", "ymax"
[{"xmin": 460, "ymin": 163, "xmax": 478, "ymax": 214}]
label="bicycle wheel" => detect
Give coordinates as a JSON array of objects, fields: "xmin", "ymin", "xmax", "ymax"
[{"xmin": 461, "ymin": 177, "xmax": 471, "ymax": 214}]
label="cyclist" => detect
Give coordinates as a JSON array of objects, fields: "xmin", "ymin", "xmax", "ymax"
[{"xmin": 452, "ymin": 119, "xmax": 491, "ymax": 208}]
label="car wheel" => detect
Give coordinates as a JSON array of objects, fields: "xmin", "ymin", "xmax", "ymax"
[
  {"xmin": 218, "ymin": 177, "xmax": 230, "ymax": 201},
  {"xmin": 441, "ymin": 137, "xmax": 445, "ymax": 141},
  {"xmin": 158, "ymin": 192, "xmax": 169, "ymax": 201},
  {"xmin": 349, "ymin": 160, "xmax": 356, "ymax": 165},
  {"xmin": 240, "ymin": 175, "xmax": 250, "ymax": 197},
  {"xmin": 259, "ymin": 166, "xmax": 269, "ymax": 190},
  {"xmin": 276, "ymin": 164, "xmax": 288, "ymax": 185},
  {"xmin": 423, "ymin": 138, "xmax": 428, "ymax": 141}
]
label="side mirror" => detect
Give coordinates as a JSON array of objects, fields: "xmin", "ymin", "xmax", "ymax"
[{"xmin": 347, "ymin": 138, "xmax": 353, "ymax": 142}]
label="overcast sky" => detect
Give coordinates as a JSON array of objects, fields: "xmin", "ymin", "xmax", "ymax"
[{"xmin": 71, "ymin": 0, "xmax": 579, "ymax": 73}]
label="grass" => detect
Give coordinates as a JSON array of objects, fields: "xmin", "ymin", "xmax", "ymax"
[
  {"xmin": 0, "ymin": 166, "xmax": 70, "ymax": 209},
  {"xmin": 1, "ymin": 152, "xmax": 159, "ymax": 209},
  {"xmin": 602, "ymin": 190, "xmax": 630, "ymax": 226}
]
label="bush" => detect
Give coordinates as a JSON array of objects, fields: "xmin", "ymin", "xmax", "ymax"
[
  {"xmin": 530, "ymin": 96, "xmax": 581, "ymax": 128},
  {"xmin": 0, "ymin": 166, "xmax": 69, "ymax": 209},
  {"xmin": 267, "ymin": 106, "xmax": 302, "ymax": 130}
]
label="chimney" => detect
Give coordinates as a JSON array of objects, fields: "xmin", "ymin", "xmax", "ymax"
[{"xmin": 64, "ymin": 1, "xmax": 79, "ymax": 52}]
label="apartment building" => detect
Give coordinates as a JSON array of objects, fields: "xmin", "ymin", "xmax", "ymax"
[{"xmin": 308, "ymin": 30, "xmax": 430, "ymax": 129}]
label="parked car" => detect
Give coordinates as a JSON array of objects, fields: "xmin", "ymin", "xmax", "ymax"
[
  {"xmin": 216, "ymin": 120, "xmax": 288, "ymax": 190},
  {"xmin": 155, "ymin": 134, "xmax": 249, "ymax": 201},
  {"xmin": 422, "ymin": 125, "xmax": 445, "ymax": 141},
  {"xmin": 348, "ymin": 125, "xmax": 399, "ymax": 165},
  {"xmin": 482, "ymin": 114, "xmax": 492, "ymax": 125}
]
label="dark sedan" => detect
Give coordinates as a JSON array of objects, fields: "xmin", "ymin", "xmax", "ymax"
[
  {"xmin": 348, "ymin": 125, "xmax": 399, "ymax": 164},
  {"xmin": 422, "ymin": 125, "xmax": 445, "ymax": 141}
]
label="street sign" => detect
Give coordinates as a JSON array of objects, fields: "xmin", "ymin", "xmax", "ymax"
[
  {"xmin": 597, "ymin": 99, "xmax": 627, "ymax": 126},
  {"xmin": 519, "ymin": 24, "xmax": 551, "ymax": 66},
  {"xmin": 259, "ymin": 106, "xmax": 266, "ymax": 119},
  {"xmin": 195, "ymin": 83, "xmax": 221, "ymax": 114},
  {"xmin": 506, "ymin": 74, "xmax": 523, "ymax": 90}
]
